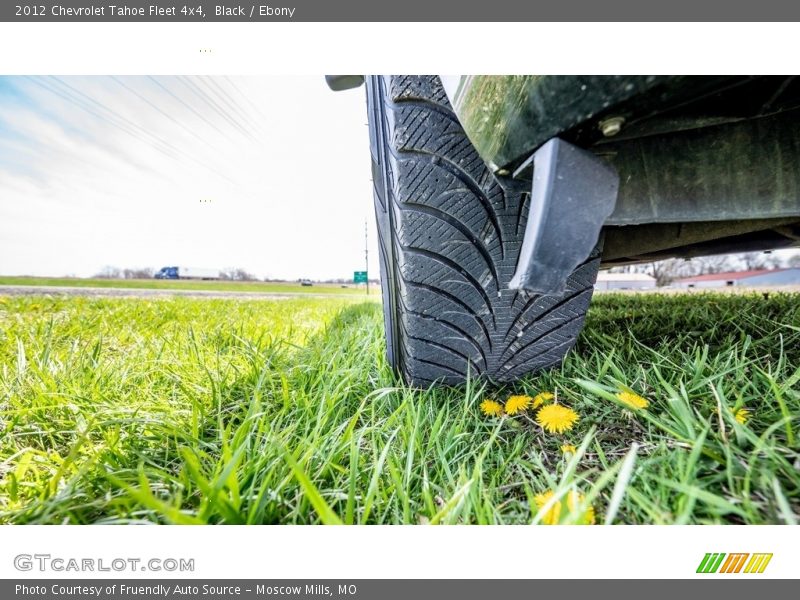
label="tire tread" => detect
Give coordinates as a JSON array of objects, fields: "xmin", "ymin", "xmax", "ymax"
[{"xmin": 368, "ymin": 75, "xmax": 599, "ymax": 385}]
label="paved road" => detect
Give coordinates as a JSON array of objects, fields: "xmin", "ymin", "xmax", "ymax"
[{"xmin": 0, "ymin": 284, "xmax": 361, "ymax": 300}]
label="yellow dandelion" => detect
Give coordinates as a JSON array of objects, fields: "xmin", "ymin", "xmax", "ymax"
[
  {"xmin": 505, "ymin": 395, "xmax": 532, "ymax": 415},
  {"xmin": 480, "ymin": 399, "xmax": 503, "ymax": 417},
  {"xmin": 533, "ymin": 391, "xmax": 555, "ymax": 408},
  {"xmin": 616, "ymin": 391, "xmax": 649, "ymax": 411},
  {"xmin": 560, "ymin": 444, "xmax": 577, "ymax": 455},
  {"xmin": 536, "ymin": 404, "xmax": 579, "ymax": 433},
  {"xmin": 733, "ymin": 407, "xmax": 750, "ymax": 425},
  {"xmin": 534, "ymin": 490, "xmax": 595, "ymax": 525}
]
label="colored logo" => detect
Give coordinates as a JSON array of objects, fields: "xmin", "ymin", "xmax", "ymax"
[{"xmin": 697, "ymin": 553, "xmax": 773, "ymax": 574}]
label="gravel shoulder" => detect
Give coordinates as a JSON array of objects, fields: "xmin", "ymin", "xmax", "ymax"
[{"xmin": 0, "ymin": 284, "xmax": 364, "ymax": 300}]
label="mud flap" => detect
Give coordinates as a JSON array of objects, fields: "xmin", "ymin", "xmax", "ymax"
[{"xmin": 509, "ymin": 138, "xmax": 619, "ymax": 293}]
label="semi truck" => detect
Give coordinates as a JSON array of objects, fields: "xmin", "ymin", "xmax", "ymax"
[{"xmin": 154, "ymin": 266, "xmax": 220, "ymax": 280}]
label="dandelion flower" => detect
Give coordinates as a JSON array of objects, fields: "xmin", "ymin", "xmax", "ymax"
[
  {"xmin": 733, "ymin": 407, "xmax": 750, "ymax": 425},
  {"xmin": 480, "ymin": 399, "xmax": 503, "ymax": 417},
  {"xmin": 534, "ymin": 490, "xmax": 595, "ymax": 525},
  {"xmin": 505, "ymin": 395, "xmax": 532, "ymax": 415},
  {"xmin": 560, "ymin": 444, "xmax": 577, "ymax": 455},
  {"xmin": 616, "ymin": 391, "xmax": 649, "ymax": 411},
  {"xmin": 536, "ymin": 404, "xmax": 579, "ymax": 433},
  {"xmin": 533, "ymin": 391, "xmax": 555, "ymax": 408}
]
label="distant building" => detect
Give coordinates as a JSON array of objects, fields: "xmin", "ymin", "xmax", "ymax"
[
  {"xmin": 672, "ymin": 268, "xmax": 800, "ymax": 289},
  {"xmin": 594, "ymin": 271, "xmax": 656, "ymax": 290}
]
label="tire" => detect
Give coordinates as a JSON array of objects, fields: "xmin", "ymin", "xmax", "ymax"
[{"xmin": 367, "ymin": 76, "xmax": 600, "ymax": 387}]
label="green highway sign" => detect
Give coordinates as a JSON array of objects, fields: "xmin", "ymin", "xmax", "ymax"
[{"xmin": 354, "ymin": 271, "xmax": 368, "ymax": 283}]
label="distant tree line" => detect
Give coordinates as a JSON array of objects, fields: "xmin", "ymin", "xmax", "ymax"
[
  {"xmin": 219, "ymin": 268, "xmax": 258, "ymax": 281},
  {"xmin": 92, "ymin": 266, "xmax": 258, "ymax": 280},
  {"xmin": 94, "ymin": 266, "xmax": 153, "ymax": 279},
  {"xmin": 611, "ymin": 251, "xmax": 800, "ymax": 286}
]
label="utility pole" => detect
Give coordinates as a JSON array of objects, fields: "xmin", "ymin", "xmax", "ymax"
[{"xmin": 364, "ymin": 217, "xmax": 369, "ymax": 296}]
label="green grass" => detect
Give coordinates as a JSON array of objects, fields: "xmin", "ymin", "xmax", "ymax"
[
  {"xmin": 0, "ymin": 276, "xmax": 368, "ymax": 295},
  {"xmin": 0, "ymin": 292, "xmax": 798, "ymax": 524}
]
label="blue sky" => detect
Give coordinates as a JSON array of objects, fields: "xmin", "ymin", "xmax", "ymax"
[{"xmin": 0, "ymin": 76, "xmax": 375, "ymax": 279}]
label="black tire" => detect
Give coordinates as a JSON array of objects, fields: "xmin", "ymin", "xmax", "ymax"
[{"xmin": 367, "ymin": 76, "xmax": 600, "ymax": 387}]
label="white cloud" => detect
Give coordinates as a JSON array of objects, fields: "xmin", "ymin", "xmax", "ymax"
[{"xmin": 0, "ymin": 76, "xmax": 376, "ymax": 280}]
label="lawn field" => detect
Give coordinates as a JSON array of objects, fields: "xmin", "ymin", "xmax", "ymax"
[
  {"xmin": 0, "ymin": 276, "xmax": 367, "ymax": 295},
  {"xmin": 0, "ymin": 292, "xmax": 798, "ymax": 524}
]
